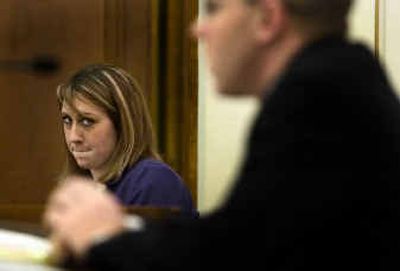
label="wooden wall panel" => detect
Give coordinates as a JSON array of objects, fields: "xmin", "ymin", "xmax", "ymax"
[
  {"xmin": 0, "ymin": 0, "xmax": 198, "ymax": 211},
  {"xmin": 182, "ymin": 0, "xmax": 199, "ymax": 206},
  {"xmin": 0, "ymin": 0, "xmax": 105, "ymax": 204},
  {"xmin": 159, "ymin": 0, "xmax": 198, "ymax": 205}
]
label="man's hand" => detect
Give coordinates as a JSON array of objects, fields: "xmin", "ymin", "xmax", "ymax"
[{"xmin": 43, "ymin": 176, "xmax": 125, "ymax": 259}]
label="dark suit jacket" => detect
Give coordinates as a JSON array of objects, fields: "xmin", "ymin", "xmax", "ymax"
[{"xmin": 84, "ymin": 37, "xmax": 400, "ymax": 271}]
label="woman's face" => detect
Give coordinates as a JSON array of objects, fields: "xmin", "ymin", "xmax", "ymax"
[{"xmin": 61, "ymin": 97, "xmax": 117, "ymax": 179}]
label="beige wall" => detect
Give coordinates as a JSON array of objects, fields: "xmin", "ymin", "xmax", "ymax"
[
  {"xmin": 197, "ymin": 0, "xmax": 377, "ymax": 214},
  {"xmin": 349, "ymin": 0, "xmax": 376, "ymax": 48},
  {"xmin": 378, "ymin": 0, "xmax": 400, "ymax": 93}
]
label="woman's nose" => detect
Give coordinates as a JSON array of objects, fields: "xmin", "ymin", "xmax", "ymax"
[{"xmin": 67, "ymin": 124, "xmax": 83, "ymax": 142}]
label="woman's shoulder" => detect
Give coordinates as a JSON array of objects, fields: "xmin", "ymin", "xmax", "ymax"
[
  {"xmin": 124, "ymin": 158, "xmax": 182, "ymax": 183},
  {"xmin": 135, "ymin": 158, "xmax": 177, "ymax": 173}
]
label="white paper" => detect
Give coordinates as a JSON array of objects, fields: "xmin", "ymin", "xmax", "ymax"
[{"xmin": 0, "ymin": 228, "xmax": 50, "ymax": 264}]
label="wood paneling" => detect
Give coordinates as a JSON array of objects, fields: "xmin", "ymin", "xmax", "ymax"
[
  {"xmin": 158, "ymin": 0, "xmax": 198, "ymax": 205},
  {"xmin": 0, "ymin": 0, "xmax": 198, "ymax": 210},
  {"xmin": 182, "ymin": 0, "xmax": 199, "ymax": 206},
  {"xmin": 0, "ymin": 0, "xmax": 105, "ymax": 204},
  {"xmin": 0, "ymin": 204, "xmax": 182, "ymax": 236}
]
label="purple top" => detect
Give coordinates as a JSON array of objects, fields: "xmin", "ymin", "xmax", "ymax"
[{"xmin": 106, "ymin": 158, "xmax": 197, "ymax": 217}]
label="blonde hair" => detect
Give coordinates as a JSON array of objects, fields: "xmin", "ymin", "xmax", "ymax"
[{"xmin": 57, "ymin": 64, "xmax": 160, "ymax": 183}]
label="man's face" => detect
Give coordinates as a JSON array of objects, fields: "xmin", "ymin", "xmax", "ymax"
[{"xmin": 193, "ymin": 0, "xmax": 261, "ymax": 96}]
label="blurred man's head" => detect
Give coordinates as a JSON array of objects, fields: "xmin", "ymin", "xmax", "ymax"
[
  {"xmin": 280, "ymin": 0, "xmax": 353, "ymax": 37},
  {"xmin": 193, "ymin": 0, "xmax": 353, "ymax": 97}
]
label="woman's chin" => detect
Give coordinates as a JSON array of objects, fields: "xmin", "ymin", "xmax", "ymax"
[{"xmin": 75, "ymin": 160, "xmax": 92, "ymax": 170}]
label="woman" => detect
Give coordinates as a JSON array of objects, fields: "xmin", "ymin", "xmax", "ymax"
[{"xmin": 56, "ymin": 63, "xmax": 196, "ymax": 216}]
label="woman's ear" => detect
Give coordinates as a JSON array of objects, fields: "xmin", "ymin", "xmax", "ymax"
[{"xmin": 253, "ymin": 0, "xmax": 287, "ymax": 43}]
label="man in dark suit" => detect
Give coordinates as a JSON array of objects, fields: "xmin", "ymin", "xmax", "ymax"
[{"xmin": 44, "ymin": 0, "xmax": 400, "ymax": 270}]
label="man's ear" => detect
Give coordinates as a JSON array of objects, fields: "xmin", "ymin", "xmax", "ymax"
[{"xmin": 254, "ymin": 0, "xmax": 287, "ymax": 43}]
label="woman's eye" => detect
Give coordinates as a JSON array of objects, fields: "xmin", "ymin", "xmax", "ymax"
[
  {"xmin": 205, "ymin": 1, "xmax": 221, "ymax": 15},
  {"xmin": 62, "ymin": 116, "xmax": 72, "ymax": 126},
  {"xmin": 81, "ymin": 118, "xmax": 94, "ymax": 127}
]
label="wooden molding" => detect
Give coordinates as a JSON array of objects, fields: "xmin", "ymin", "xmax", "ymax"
[
  {"xmin": 374, "ymin": 0, "xmax": 381, "ymax": 58},
  {"xmin": 157, "ymin": 0, "xmax": 198, "ymax": 205}
]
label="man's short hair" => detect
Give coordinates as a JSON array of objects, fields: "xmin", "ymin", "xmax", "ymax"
[
  {"xmin": 246, "ymin": 0, "xmax": 354, "ymax": 36},
  {"xmin": 284, "ymin": 0, "xmax": 353, "ymax": 35}
]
